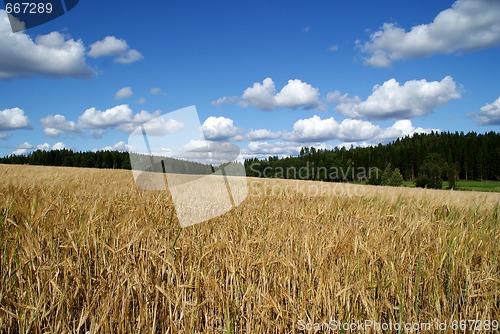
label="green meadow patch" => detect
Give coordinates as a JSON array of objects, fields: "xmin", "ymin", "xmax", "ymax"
[{"xmin": 402, "ymin": 180, "xmax": 500, "ymax": 192}]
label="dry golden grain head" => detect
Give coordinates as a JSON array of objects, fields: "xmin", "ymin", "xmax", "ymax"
[{"xmin": 0, "ymin": 164, "xmax": 499, "ymax": 333}]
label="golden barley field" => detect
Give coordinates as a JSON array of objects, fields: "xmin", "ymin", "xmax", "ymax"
[{"xmin": 0, "ymin": 164, "xmax": 499, "ymax": 333}]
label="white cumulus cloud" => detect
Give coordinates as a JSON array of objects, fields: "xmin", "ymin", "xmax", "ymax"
[
  {"xmin": 202, "ymin": 116, "xmax": 243, "ymax": 141},
  {"xmin": 79, "ymin": 105, "xmax": 170, "ymax": 136},
  {"xmin": 12, "ymin": 148, "xmax": 28, "ymax": 155},
  {"xmin": 11, "ymin": 141, "xmax": 67, "ymax": 155},
  {"xmin": 100, "ymin": 141, "xmax": 132, "ymax": 152},
  {"xmin": 115, "ymin": 86, "xmax": 133, "ymax": 99},
  {"xmin": 0, "ymin": 10, "xmax": 93, "ymax": 79},
  {"xmin": 358, "ymin": 0, "xmax": 500, "ymax": 67},
  {"xmin": 242, "ymin": 141, "xmax": 335, "ymax": 160},
  {"xmin": 332, "ymin": 76, "xmax": 460, "ymax": 120},
  {"xmin": 175, "ymin": 140, "xmax": 241, "ymax": 165},
  {"xmin": 88, "ymin": 36, "xmax": 143, "ymax": 64},
  {"xmin": 243, "ymin": 78, "xmax": 322, "ymax": 110},
  {"xmin": 78, "ymin": 104, "xmax": 135, "ymax": 129},
  {"xmin": 88, "ymin": 36, "xmax": 128, "ymax": 57},
  {"xmin": 119, "ymin": 112, "xmax": 183, "ymax": 136},
  {"xmin": 11, "ymin": 142, "xmax": 32, "ymax": 155},
  {"xmin": 244, "ymin": 141, "xmax": 303, "ymax": 158},
  {"xmin": 150, "ymin": 87, "xmax": 167, "ymax": 96},
  {"xmin": 476, "ymin": 96, "xmax": 500, "ymax": 126},
  {"xmin": 338, "ymin": 119, "xmax": 382, "ymax": 141},
  {"xmin": 41, "ymin": 114, "xmax": 80, "ymax": 137},
  {"xmin": 12, "ymin": 141, "xmax": 33, "ymax": 155},
  {"xmin": 286, "ymin": 115, "xmax": 340, "ymax": 141},
  {"xmin": 0, "ymin": 107, "xmax": 30, "ymax": 130},
  {"xmin": 213, "ymin": 77, "xmax": 323, "ymax": 111},
  {"xmin": 115, "ymin": 49, "xmax": 143, "ymax": 64},
  {"xmin": 52, "ymin": 142, "xmax": 66, "ymax": 150},
  {"xmin": 211, "ymin": 96, "xmax": 241, "ymax": 107},
  {"xmin": 39, "ymin": 106, "xmax": 181, "ymax": 138},
  {"xmin": 247, "ymin": 129, "xmax": 282, "ymax": 141},
  {"xmin": 37, "ymin": 143, "xmax": 50, "ymax": 151},
  {"xmin": 284, "ymin": 115, "xmax": 437, "ymax": 143},
  {"xmin": 377, "ymin": 120, "xmax": 439, "ymax": 142}
]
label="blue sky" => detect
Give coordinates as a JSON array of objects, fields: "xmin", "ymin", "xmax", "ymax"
[{"xmin": 1, "ymin": 0, "xmax": 499, "ymax": 159}]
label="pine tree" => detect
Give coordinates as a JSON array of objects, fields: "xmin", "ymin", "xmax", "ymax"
[
  {"xmin": 388, "ymin": 168, "xmax": 403, "ymax": 186},
  {"xmin": 381, "ymin": 163, "xmax": 392, "ymax": 186}
]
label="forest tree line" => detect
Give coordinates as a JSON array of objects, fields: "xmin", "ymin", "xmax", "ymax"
[
  {"xmin": 1, "ymin": 131, "xmax": 499, "ymax": 185},
  {"xmin": 0, "ymin": 149, "xmax": 212, "ymax": 175},
  {"xmin": 244, "ymin": 131, "xmax": 500, "ymax": 185}
]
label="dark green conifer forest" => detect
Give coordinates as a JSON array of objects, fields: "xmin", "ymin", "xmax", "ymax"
[{"xmin": 1, "ymin": 132, "xmax": 499, "ymax": 187}]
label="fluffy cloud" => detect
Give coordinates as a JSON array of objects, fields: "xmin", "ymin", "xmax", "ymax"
[
  {"xmin": 52, "ymin": 142, "xmax": 66, "ymax": 150},
  {"xmin": 202, "ymin": 116, "xmax": 243, "ymax": 141},
  {"xmin": 338, "ymin": 119, "xmax": 382, "ymax": 141},
  {"xmin": 213, "ymin": 77, "xmax": 323, "ymax": 111},
  {"xmin": 358, "ymin": 0, "xmax": 500, "ymax": 67},
  {"xmin": 247, "ymin": 129, "xmax": 282, "ymax": 141},
  {"xmin": 285, "ymin": 116, "xmax": 381, "ymax": 142},
  {"xmin": 476, "ymin": 97, "xmax": 500, "ymax": 126},
  {"xmin": 119, "ymin": 111, "xmax": 183, "ymax": 136},
  {"xmin": 0, "ymin": 107, "xmax": 30, "ymax": 130},
  {"xmin": 211, "ymin": 96, "xmax": 241, "ymax": 107},
  {"xmin": 41, "ymin": 114, "xmax": 80, "ymax": 137},
  {"xmin": 242, "ymin": 141, "xmax": 335, "ymax": 160},
  {"xmin": 36, "ymin": 143, "xmax": 50, "ymax": 151},
  {"xmin": 377, "ymin": 120, "xmax": 438, "ymax": 142},
  {"xmin": 286, "ymin": 115, "xmax": 340, "ymax": 141},
  {"xmin": 39, "ymin": 105, "xmax": 180, "ymax": 138},
  {"xmin": 284, "ymin": 115, "xmax": 437, "ymax": 143},
  {"xmin": 115, "ymin": 50, "xmax": 143, "ymax": 64},
  {"xmin": 100, "ymin": 141, "xmax": 132, "ymax": 152},
  {"xmin": 0, "ymin": 11, "xmax": 92, "ymax": 79},
  {"xmin": 11, "ymin": 141, "xmax": 66, "ymax": 155},
  {"xmin": 332, "ymin": 76, "xmax": 460, "ymax": 120},
  {"xmin": 11, "ymin": 141, "xmax": 32, "ymax": 155},
  {"xmin": 115, "ymin": 86, "xmax": 133, "ymax": 99},
  {"xmin": 150, "ymin": 87, "xmax": 167, "ymax": 96},
  {"xmin": 244, "ymin": 141, "xmax": 303, "ymax": 158},
  {"xmin": 176, "ymin": 140, "xmax": 241, "ymax": 165},
  {"xmin": 78, "ymin": 104, "xmax": 135, "ymax": 129},
  {"xmin": 19, "ymin": 142, "xmax": 32, "ymax": 149},
  {"xmin": 240, "ymin": 117, "xmax": 439, "ymax": 159},
  {"xmin": 243, "ymin": 78, "xmax": 322, "ymax": 110},
  {"xmin": 79, "ymin": 105, "xmax": 174, "ymax": 135},
  {"xmin": 88, "ymin": 36, "xmax": 127, "ymax": 57},
  {"xmin": 12, "ymin": 148, "xmax": 29, "ymax": 155},
  {"xmin": 88, "ymin": 36, "xmax": 143, "ymax": 64},
  {"xmin": 239, "ymin": 78, "xmax": 278, "ymax": 110}
]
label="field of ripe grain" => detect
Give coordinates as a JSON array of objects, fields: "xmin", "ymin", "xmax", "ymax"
[{"xmin": 1, "ymin": 164, "xmax": 499, "ymax": 333}]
